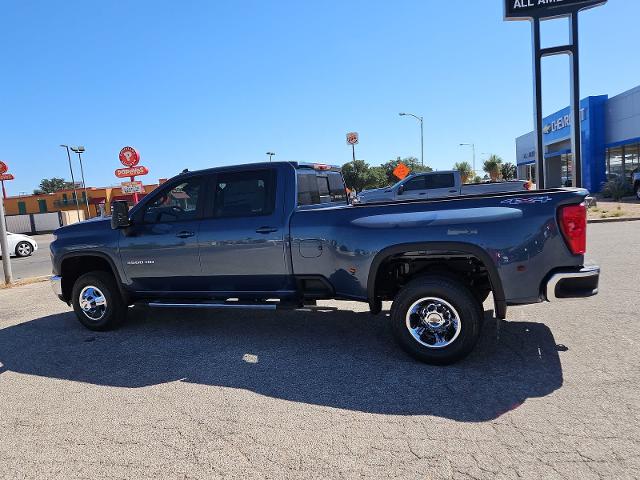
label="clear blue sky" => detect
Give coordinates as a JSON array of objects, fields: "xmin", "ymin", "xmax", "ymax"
[{"xmin": 1, "ymin": 0, "xmax": 636, "ymax": 194}]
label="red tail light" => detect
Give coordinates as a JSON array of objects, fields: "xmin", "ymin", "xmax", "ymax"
[{"xmin": 559, "ymin": 203, "xmax": 587, "ymax": 255}]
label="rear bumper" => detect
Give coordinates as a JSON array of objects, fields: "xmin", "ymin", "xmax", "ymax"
[
  {"xmin": 50, "ymin": 275, "xmax": 64, "ymax": 301},
  {"xmin": 545, "ymin": 265, "xmax": 600, "ymax": 302}
]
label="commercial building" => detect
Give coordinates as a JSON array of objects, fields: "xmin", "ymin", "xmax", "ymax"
[
  {"xmin": 516, "ymin": 85, "xmax": 640, "ymax": 193},
  {"xmin": 4, "ymin": 183, "xmax": 160, "ymax": 219}
]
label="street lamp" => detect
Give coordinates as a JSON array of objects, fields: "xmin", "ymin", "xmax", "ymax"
[
  {"xmin": 399, "ymin": 113, "xmax": 424, "ymax": 167},
  {"xmin": 266, "ymin": 152, "xmax": 276, "ymax": 162},
  {"xmin": 70, "ymin": 146, "xmax": 90, "ymax": 218},
  {"xmin": 459, "ymin": 143, "xmax": 476, "ymax": 176},
  {"xmin": 60, "ymin": 145, "xmax": 82, "ymax": 220}
]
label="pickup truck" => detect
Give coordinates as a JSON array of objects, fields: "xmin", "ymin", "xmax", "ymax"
[
  {"xmin": 354, "ymin": 170, "xmax": 531, "ymax": 204},
  {"xmin": 50, "ymin": 162, "xmax": 600, "ymax": 365}
]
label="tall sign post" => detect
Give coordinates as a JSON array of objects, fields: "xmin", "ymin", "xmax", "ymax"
[
  {"xmin": 116, "ymin": 147, "xmax": 148, "ymax": 204},
  {"xmin": 346, "ymin": 132, "xmax": 359, "ymax": 163},
  {"xmin": 0, "ymin": 161, "xmax": 13, "ymax": 285},
  {"xmin": 0, "ymin": 161, "xmax": 12, "ymax": 199},
  {"xmin": 504, "ymin": 0, "xmax": 607, "ymax": 189}
]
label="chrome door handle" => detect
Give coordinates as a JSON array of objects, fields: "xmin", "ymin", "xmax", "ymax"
[
  {"xmin": 176, "ymin": 231, "xmax": 195, "ymax": 238},
  {"xmin": 255, "ymin": 226, "xmax": 278, "ymax": 234}
]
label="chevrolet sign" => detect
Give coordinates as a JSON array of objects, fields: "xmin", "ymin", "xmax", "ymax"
[{"xmin": 504, "ymin": 0, "xmax": 607, "ymax": 20}]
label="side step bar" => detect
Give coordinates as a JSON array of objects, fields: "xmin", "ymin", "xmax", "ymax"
[{"xmin": 147, "ymin": 301, "xmax": 281, "ymax": 311}]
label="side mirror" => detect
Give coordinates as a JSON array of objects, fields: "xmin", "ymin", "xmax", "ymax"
[
  {"xmin": 110, "ymin": 201, "xmax": 131, "ymax": 229},
  {"xmin": 397, "ymin": 185, "xmax": 405, "ymax": 195}
]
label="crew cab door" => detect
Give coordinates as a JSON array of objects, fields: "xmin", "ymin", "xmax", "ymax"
[
  {"xmin": 118, "ymin": 175, "xmax": 205, "ymax": 292},
  {"xmin": 423, "ymin": 172, "xmax": 459, "ymax": 199},
  {"xmin": 197, "ymin": 167, "xmax": 291, "ymax": 295}
]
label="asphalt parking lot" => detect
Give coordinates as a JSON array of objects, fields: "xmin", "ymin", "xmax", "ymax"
[
  {"xmin": 0, "ymin": 222, "xmax": 638, "ymax": 479},
  {"xmin": 1, "ymin": 233, "xmax": 54, "ymax": 280}
]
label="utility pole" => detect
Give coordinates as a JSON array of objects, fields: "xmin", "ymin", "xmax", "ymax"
[
  {"xmin": 60, "ymin": 145, "xmax": 82, "ymax": 221},
  {"xmin": 71, "ymin": 146, "xmax": 91, "ymax": 217},
  {"xmin": 399, "ymin": 113, "xmax": 425, "ymax": 167},
  {"xmin": 0, "ymin": 193, "xmax": 13, "ymax": 285}
]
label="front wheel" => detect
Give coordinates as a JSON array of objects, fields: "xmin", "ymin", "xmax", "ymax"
[
  {"xmin": 15, "ymin": 241, "xmax": 33, "ymax": 257},
  {"xmin": 391, "ymin": 276, "xmax": 483, "ymax": 365},
  {"xmin": 71, "ymin": 271, "xmax": 127, "ymax": 331}
]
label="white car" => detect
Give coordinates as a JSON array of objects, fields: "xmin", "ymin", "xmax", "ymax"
[{"xmin": 6, "ymin": 233, "xmax": 38, "ymax": 257}]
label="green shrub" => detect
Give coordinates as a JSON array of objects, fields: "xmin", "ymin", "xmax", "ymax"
[{"xmin": 602, "ymin": 178, "xmax": 632, "ymax": 201}]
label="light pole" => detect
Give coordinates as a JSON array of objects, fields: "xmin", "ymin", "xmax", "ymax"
[
  {"xmin": 399, "ymin": 113, "xmax": 424, "ymax": 167},
  {"xmin": 71, "ymin": 146, "xmax": 91, "ymax": 218},
  {"xmin": 60, "ymin": 145, "xmax": 82, "ymax": 220},
  {"xmin": 266, "ymin": 152, "xmax": 276, "ymax": 162},
  {"xmin": 459, "ymin": 143, "xmax": 476, "ymax": 177}
]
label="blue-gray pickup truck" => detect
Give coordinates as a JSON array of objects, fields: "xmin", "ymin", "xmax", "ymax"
[{"xmin": 50, "ymin": 162, "xmax": 600, "ymax": 364}]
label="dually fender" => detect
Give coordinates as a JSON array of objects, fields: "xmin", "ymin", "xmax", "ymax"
[{"xmin": 366, "ymin": 241, "xmax": 507, "ymax": 319}]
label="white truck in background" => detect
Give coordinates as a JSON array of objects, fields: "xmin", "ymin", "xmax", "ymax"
[{"xmin": 354, "ymin": 171, "xmax": 532, "ymax": 204}]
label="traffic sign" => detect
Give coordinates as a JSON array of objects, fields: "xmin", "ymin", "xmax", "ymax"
[
  {"xmin": 393, "ymin": 163, "xmax": 411, "ymax": 180},
  {"xmin": 0, "ymin": 174, "xmax": 15, "ymax": 181},
  {"xmin": 115, "ymin": 165, "xmax": 149, "ymax": 178},
  {"xmin": 0, "ymin": 161, "xmax": 7, "ymax": 174},
  {"xmin": 121, "ymin": 181, "xmax": 145, "ymax": 194},
  {"xmin": 346, "ymin": 132, "xmax": 359, "ymax": 146},
  {"xmin": 504, "ymin": 0, "xmax": 606, "ymax": 20},
  {"xmin": 119, "ymin": 147, "xmax": 140, "ymax": 167}
]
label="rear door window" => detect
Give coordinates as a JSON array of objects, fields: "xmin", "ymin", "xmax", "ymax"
[
  {"xmin": 425, "ymin": 173, "xmax": 455, "ymax": 189},
  {"xmin": 212, "ymin": 169, "xmax": 276, "ymax": 218}
]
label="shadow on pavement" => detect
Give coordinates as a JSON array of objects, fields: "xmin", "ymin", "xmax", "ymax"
[{"xmin": 0, "ymin": 307, "xmax": 563, "ymax": 421}]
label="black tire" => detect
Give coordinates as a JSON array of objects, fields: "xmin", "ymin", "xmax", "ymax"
[
  {"xmin": 391, "ymin": 276, "xmax": 483, "ymax": 365},
  {"xmin": 15, "ymin": 241, "xmax": 33, "ymax": 257},
  {"xmin": 71, "ymin": 271, "xmax": 127, "ymax": 331}
]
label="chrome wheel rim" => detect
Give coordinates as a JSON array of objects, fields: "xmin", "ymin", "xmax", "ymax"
[
  {"xmin": 17, "ymin": 243, "xmax": 32, "ymax": 256},
  {"xmin": 79, "ymin": 286, "xmax": 107, "ymax": 321},
  {"xmin": 405, "ymin": 297, "xmax": 462, "ymax": 349}
]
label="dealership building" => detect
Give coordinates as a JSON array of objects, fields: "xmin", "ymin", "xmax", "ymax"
[{"xmin": 516, "ymin": 85, "xmax": 640, "ymax": 193}]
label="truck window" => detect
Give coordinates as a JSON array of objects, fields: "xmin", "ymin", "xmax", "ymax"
[
  {"xmin": 425, "ymin": 173, "xmax": 455, "ymax": 189},
  {"xmin": 403, "ymin": 176, "xmax": 426, "ymax": 191},
  {"xmin": 297, "ymin": 170, "xmax": 347, "ymax": 206},
  {"xmin": 213, "ymin": 169, "xmax": 276, "ymax": 218},
  {"xmin": 143, "ymin": 178, "xmax": 203, "ymax": 223}
]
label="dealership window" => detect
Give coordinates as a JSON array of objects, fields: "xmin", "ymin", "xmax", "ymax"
[
  {"xmin": 18, "ymin": 202, "xmax": 27, "ymax": 214},
  {"xmin": 62, "ymin": 193, "xmax": 68, "ymax": 205},
  {"xmin": 624, "ymin": 144, "xmax": 639, "ymax": 181},
  {"xmin": 607, "ymin": 147, "xmax": 624, "ymax": 180},
  {"xmin": 38, "ymin": 199, "xmax": 48, "ymax": 213}
]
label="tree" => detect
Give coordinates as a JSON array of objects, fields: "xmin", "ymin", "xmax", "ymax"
[
  {"xmin": 368, "ymin": 166, "xmax": 389, "ymax": 189},
  {"xmin": 341, "ymin": 160, "xmax": 372, "ymax": 193},
  {"xmin": 500, "ymin": 162, "xmax": 517, "ymax": 181},
  {"xmin": 472, "ymin": 175, "xmax": 483, "ymax": 184},
  {"xmin": 454, "ymin": 161, "xmax": 473, "ymax": 184},
  {"xmin": 37, "ymin": 177, "xmax": 74, "ymax": 194},
  {"xmin": 381, "ymin": 157, "xmax": 432, "ymax": 185},
  {"xmin": 483, "ymin": 155, "xmax": 503, "ymax": 182}
]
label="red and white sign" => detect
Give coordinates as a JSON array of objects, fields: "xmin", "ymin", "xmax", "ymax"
[
  {"xmin": 115, "ymin": 165, "xmax": 149, "ymax": 178},
  {"xmin": 0, "ymin": 173, "xmax": 14, "ymax": 181},
  {"xmin": 121, "ymin": 181, "xmax": 145, "ymax": 195},
  {"xmin": 0, "ymin": 161, "xmax": 7, "ymax": 174},
  {"xmin": 346, "ymin": 132, "xmax": 359, "ymax": 146},
  {"xmin": 119, "ymin": 147, "xmax": 140, "ymax": 167}
]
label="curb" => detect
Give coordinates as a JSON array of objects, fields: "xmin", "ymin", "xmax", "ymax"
[{"xmin": 588, "ymin": 217, "xmax": 640, "ymax": 224}]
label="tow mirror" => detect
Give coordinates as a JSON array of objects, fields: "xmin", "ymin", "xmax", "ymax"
[
  {"xmin": 397, "ymin": 185, "xmax": 405, "ymax": 195},
  {"xmin": 110, "ymin": 201, "xmax": 131, "ymax": 229}
]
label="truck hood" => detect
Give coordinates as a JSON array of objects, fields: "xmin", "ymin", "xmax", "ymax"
[
  {"xmin": 54, "ymin": 217, "xmax": 111, "ymax": 236},
  {"xmin": 357, "ymin": 187, "xmax": 395, "ymax": 203}
]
